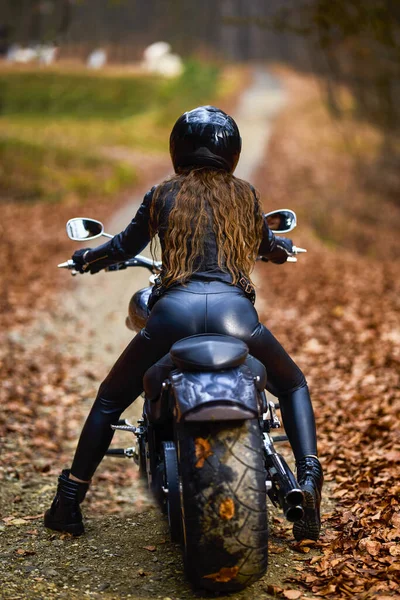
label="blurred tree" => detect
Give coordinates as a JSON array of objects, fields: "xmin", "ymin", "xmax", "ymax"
[
  {"xmin": 0, "ymin": 0, "xmax": 72, "ymax": 45},
  {"xmin": 1, "ymin": 0, "xmax": 399, "ymax": 141},
  {"xmin": 307, "ymin": 0, "xmax": 400, "ymax": 130}
]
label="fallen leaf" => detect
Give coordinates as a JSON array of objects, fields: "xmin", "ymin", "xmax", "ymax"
[
  {"xmin": 391, "ymin": 513, "xmax": 400, "ymax": 529},
  {"xmin": 143, "ymin": 545, "xmax": 156, "ymax": 552},
  {"xmin": 389, "ymin": 544, "xmax": 400, "ymax": 557},
  {"xmin": 359, "ymin": 538, "xmax": 381, "ymax": 556},
  {"xmin": 16, "ymin": 548, "xmax": 36, "ymax": 556},
  {"xmin": 9, "ymin": 518, "xmax": 28, "ymax": 526},
  {"xmin": 203, "ymin": 566, "xmax": 239, "ymax": 583},
  {"xmin": 283, "ymin": 591, "xmax": 303, "ymax": 600},
  {"xmin": 269, "ymin": 544, "xmax": 286, "ymax": 554}
]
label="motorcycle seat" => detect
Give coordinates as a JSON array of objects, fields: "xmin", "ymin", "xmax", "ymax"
[
  {"xmin": 143, "ymin": 335, "xmax": 267, "ymax": 401},
  {"xmin": 170, "ymin": 334, "xmax": 248, "ymax": 372}
]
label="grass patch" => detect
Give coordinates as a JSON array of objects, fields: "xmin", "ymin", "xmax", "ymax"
[
  {"xmin": 0, "ymin": 137, "xmax": 136, "ymax": 202},
  {"xmin": 0, "ymin": 70, "xmax": 163, "ymax": 119},
  {"xmin": 0, "ymin": 61, "xmax": 221, "ymax": 202}
]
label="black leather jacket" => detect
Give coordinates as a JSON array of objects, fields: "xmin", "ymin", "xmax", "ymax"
[{"xmin": 81, "ymin": 182, "xmax": 286, "ymax": 279}]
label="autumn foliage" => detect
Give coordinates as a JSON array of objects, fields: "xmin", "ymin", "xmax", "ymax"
[{"xmin": 255, "ymin": 71, "xmax": 400, "ymax": 598}]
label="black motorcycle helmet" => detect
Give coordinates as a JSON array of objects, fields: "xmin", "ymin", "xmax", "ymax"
[{"xmin": 170, "ymin": 105, "xmax": 242, "ymax": 173}]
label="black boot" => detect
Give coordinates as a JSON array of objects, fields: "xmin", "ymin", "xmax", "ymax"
[
  {"xmin": 293, "ymin": 456, "xmax": 323, "ymax": 541},
  {"xmin": 44, "ymin": 469, "xmax": 89, "ymax": 536}
]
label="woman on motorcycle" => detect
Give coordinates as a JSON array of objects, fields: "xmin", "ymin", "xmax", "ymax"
[{"xmin": 44, "ymin": 106, "xmax": 323, "ymax": 542}]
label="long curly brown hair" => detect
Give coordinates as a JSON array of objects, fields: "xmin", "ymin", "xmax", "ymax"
[{"xmin": 150, "ymin": 168, "xmax": 264, "ymax": 286}]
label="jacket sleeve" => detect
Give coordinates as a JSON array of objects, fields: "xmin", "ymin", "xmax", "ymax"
[
  {"xmin": 250, "ymin": 185, "xmax": 278, "ymax": 257},
  {"xmin": 82, "ymin": 187, "xmax": 156, "ymax": 272},
  {"xmin": 258, "ymin": 215, "xmax": 293, "ymax": 264},
  {"xmin": 258, "ymin": 217, "xmax": 278, "ymax": 256}
]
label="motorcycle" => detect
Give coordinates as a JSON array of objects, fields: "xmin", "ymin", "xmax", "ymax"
[{"xmin": 58, "ymin": 209, "xmax": 307, "ymax": 592}]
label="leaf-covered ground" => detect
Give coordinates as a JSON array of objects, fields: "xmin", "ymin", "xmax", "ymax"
[
  {"xmin": 1, "ymin": 70, "xmax": 399, "ymax": 599},
  {"xmin": 254, "ymin": 70, "xmax": 400, "ymax": 599}
]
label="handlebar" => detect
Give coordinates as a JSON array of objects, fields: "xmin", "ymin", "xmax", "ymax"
[
  {"xmin": 58, "ymin": 248, "xmax": 306, "ymax": 275},
  {"xmin": 57, "ymin": 259, "xmax": 80, "ymax": 276},
  {"xmin": 257, "ymin": 245, "xmax": 307, "ymax": 264},
  {"xmin": 117, "ymin": 255, "xmax": 162, "ymax": 272},
  {"xmin": 58, "ymin": 254, "xmax": 162, "ymax": 276},
  {"xmin": 286, "ymin": 246, "xmax": 307, "ymax": 263}
]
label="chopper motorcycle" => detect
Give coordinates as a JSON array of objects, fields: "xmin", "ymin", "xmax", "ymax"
[{"xmin": 58, "ymin": 209, "xmax": 307, "ymax": 592}]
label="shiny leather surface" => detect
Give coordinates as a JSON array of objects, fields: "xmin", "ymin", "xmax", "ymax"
[
  {"xmin": 170, "ymin": 366, "xmax": 258, "ymax": 419},
  {"xmin": 79, "ymin": 184, "xmax": 281, "ymax": 280},
  {"xmin": 170, "ymin": 334, "xmax": 248, "ymax": 371},
  {"xmin": 143, "ymin": 352, "xmax": 266, "ymax": 400},
  {"xmin": 70, "ymin": 281, "xmax": 316, "ymax": 481}
]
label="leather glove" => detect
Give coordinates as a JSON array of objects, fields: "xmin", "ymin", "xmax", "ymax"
[
  {"xmin": 262, "ymin": 237, "xmax": 293, "ymax": 264},
  {"xmin": 72, "ymin": 248, "xmax": 92, "ymax": 273}
]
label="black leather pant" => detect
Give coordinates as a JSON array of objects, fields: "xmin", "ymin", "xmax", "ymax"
[{"xmin": 71, "ymin": 281, "xmax": 317, "ymax": 481}]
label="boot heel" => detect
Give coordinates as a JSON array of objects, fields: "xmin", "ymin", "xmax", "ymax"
[
  {"xmin": 293, "ymin": 456, "xmax": 323, "ymax": 542},
  {"xmin": 44, "ymin": 511, "xmax": 85, "ymax": 536},
  {"xmin": 293, "ymin": 488, "xmax": 320, "ymax": 541}
]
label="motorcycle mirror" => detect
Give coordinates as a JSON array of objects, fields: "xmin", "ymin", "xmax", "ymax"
[
  {"xmin": 66, "ymin": 218, "xmax": 112, "ymax": 241},
  {"xmin": 264, "ymin": 209, "xmax": 297, "ymax": 233}
]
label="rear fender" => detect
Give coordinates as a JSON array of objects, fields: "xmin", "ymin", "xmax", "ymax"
[{"xmin": 170, "ymin": 366, "xmax": 260, "ymax": 422}]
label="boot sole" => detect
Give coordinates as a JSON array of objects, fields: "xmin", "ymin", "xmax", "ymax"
[
  {"xmin": 293, "ymin": 488, "xmax": 320, "ymax": 542},
  {"xmin": 44, "ymin": 512, "xmax": 84, "ymax": 536}
]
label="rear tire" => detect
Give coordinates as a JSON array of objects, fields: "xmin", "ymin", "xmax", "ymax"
[
  {"xmin": 162, "ymin": 441, "xmax": 182, "ymax": 543},
  {"xmin": 179, "ymin": 419, "xmax": 268, "ymax": 592}
]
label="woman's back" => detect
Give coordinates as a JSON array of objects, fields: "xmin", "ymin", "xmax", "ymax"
[{"xmin": 150, "ymin": 168, "xmax": 263, "ymax": 286}]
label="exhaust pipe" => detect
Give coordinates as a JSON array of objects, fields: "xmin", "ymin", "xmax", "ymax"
[
  {"xmin": 284, "ymin": 504, "xmax": 304, "ymax": 523},
  {"xmin": 264, "ymin": 434, "xmax": 305, "ymax": 522},
  {"xmin": 285, "ymin": 488, "xmax": 304, "ymax": 508}
]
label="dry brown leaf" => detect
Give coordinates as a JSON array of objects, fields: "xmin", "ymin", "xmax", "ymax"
[
  {"xmin": 269, "ymin": 544, "xmax": 286, "ymax": 554},
  {"xmin": 9, "ymin": 518, "xmax": 28, "ymax": 526},
  {"xmin": 16, "ymin": 548, "xmax": 36, "ymax": 556},
  {"xmin": 203, "ymin": 566, "xmax": 239, "ymax": 583},
  {"xmin": 283, "ymin": 590, "xmax": 302, "ymax": 599},
  {"xmin": 391, "ymin": 513, "xmax": 400, "ymax": 529},
  {"xmin": 388, "ymin": 544, "xmax": 400, "ymax": 557},
  {"xmin": 264, "ymin": 584, "xmax": 283, "ymax": 596},
  {"xmin": 360, "ymin": 538, "xmax": 382, "ymax": 556}
]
